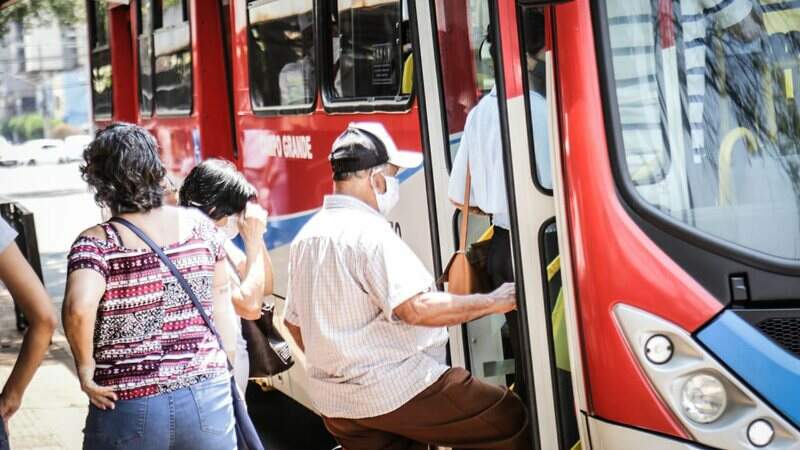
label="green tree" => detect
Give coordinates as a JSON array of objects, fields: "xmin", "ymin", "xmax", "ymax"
[
  {"xmin": 5, "ymin": 113, "xmax": 45, "ymax": 140},
  {"xmin": 0, "ymin": 0, "xmax": 83, "ymax": 35}
]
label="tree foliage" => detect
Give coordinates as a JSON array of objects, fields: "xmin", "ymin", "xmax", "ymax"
[
  {"xmin": 2, "ymin": 113, "xmax": 45, "ymax": 141},
  {"xmin": 0, "ymin": 0, "xmax": 84, "ymax": 36}
]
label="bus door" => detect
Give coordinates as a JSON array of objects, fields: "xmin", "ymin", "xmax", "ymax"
[{"xmin": 411, "ymin": 0, "xmax": 581, "ymax": 448}]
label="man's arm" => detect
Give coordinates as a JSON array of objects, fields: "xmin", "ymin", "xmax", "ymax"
[
  {"xmin": 394, "ymin": 282, "xmax": 516, "ymax": 327},
  {"xmin": 284, "ymin": 320, "xmax": 304, "ymax": 352},
  {"xmin": 0, "ymin": 244, "xmax": 57, "ymax": 423}
]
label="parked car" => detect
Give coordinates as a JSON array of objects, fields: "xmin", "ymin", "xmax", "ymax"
[
  {"xmin": 0, "ymin": 136, "xmax": 14, "ymax": 167},
  {"xmin": 21, "ymin": 139, "xmax": 64, "ymax": 165},
  {"xmin": 0, "ymin": 140, "xmax": 32, "ymax": 167},
  {"xmin": 61, "ymin": 135, "xmax": 92, "ymax": 163}
]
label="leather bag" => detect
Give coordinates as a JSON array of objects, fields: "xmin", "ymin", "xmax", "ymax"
[
  {"xmin": 241, "ymin": 302, "xmax": 294, "ymax": 378},
  {"xmin": 440, "ymin": 167, "xmax": 492, "ymax": 294},
  {"xmin": 110, "ymin": 217, "xmax": 265, "ymax": 450}
]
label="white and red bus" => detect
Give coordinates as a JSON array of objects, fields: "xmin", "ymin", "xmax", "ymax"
[{"xmin": 86, "ymin": 0, "xmax": 800, "ymax": 448}]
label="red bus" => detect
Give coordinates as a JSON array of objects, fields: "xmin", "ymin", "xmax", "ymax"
[{"xmin": 87, "ymin": 0, "xmax": 800, "ymax": 449}]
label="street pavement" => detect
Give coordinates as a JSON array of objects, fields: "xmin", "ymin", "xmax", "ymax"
[{"xmin": 0, "ymin": 163, "xmax": 336, "ymax": 449}]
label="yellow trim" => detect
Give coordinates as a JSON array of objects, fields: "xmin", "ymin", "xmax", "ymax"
[
  {"xmin": 718, "ymin": 128, "xmax": 759, "ymax": 207},
  {"xmin": 547, "ymin": 255, "xmax": 561, "ymax": 282},
  {"xmin": 477, "ymin": 225, "xmax": 494, "ymax": 243},
  {"xmin": 786, "ymin": 69, "xmax": 795, "ymax": 100},
  {"xmin": 401, "ymin": 55, "xmax": 414, "ymax": 95}
]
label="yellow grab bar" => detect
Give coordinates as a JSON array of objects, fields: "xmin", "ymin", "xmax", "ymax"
[{"xmin": 718, "ymin": 127, "xmax": 759, "ymax": 207}]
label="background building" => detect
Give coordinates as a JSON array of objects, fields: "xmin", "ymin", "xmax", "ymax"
[{"xmin": 0, "ymin": 5, "xmax": 89, "ymax": 142}]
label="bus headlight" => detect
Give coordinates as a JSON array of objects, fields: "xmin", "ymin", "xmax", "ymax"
[
  {"xmin": 680, "ymin": 373, "xmax": 727, "ymax": 424},
  {"xmin": 747, "ymin": 419, "xmax": 775, "ymax": 448},
  {"xmin": 614, "ymin": 304, "xmax": 800, "ymax": 450}
]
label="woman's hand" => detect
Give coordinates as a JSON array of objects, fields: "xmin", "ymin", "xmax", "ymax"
[
  {"xmin": 78, "ymin": 366, "xmax": 118, "ymax": 410},
  {"xmin": 0, "ymin": 390, "xmax": 22, "ymax": 427},
  {"xmin": 238, "ymin": 203, "xmax": 268, "ymax": 247}
]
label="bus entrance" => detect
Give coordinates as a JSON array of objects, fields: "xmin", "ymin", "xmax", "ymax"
[{"xmin": 412, "ymin": 1, "xmax": 580, "ymax": 448}]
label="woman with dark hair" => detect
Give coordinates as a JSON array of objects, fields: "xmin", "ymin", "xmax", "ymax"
[
  {"xmin": 179, "ymin": 159, "xmax": 273, "ymax": 392},
  {"xmin": 62, "ymin": 123, "xmax": 237, "ymax": 450}
]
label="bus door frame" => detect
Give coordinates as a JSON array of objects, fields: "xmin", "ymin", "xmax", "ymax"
[
  {"xmin": 498, "ymin": 2, "xmax": 595, "ymax": 448},
  {"xmin": 410, "ymin": 0, "xmax": 576, "ymax": 448},
  {"xmin": 492, "ymin": 1, "xmax": 564, "ymax": 448}
]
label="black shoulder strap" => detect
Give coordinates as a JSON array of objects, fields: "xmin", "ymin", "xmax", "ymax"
[{"xmin": 109, "ymin": 217, "xmax": 233, "ymax": 370}]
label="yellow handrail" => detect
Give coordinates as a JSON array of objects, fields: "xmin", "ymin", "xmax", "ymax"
[
  {"xmin": 718, "ymin": 127, "xmax": 759, "ymax": 207},
  {"xmin": 547, "ymin": 255, "xmax": 561, "ymax": 282}
]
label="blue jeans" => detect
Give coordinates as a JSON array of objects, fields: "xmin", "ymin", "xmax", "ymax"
[
  {"xmin": 83, "ymin": 376, "xmax": 237, "ymax": 450},
  {"xmin": 0, "ymin": 419, "xmax": 9, "ymax": 450}
]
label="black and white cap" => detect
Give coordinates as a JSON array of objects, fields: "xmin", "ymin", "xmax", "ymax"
[{"xmin": 330, "ymin": 122, "xmax": 423, "ymax": 177}]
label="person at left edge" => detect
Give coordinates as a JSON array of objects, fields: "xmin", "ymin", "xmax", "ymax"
[
  {"xmin": 62, "ymin": 123, "xmax": 237, "ymax": 450},
  {"xmin": 0, "ymin": 218, "xmax": 57, "ymax": 450}
]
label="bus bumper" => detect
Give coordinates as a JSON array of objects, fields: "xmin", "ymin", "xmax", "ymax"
[{"xmin": 588, "ymin": 416, "xmax": 702, "ymax": 450}]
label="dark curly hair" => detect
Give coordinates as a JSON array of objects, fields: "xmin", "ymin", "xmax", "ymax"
[
  {"xmin": 179, "ymin": 159, "xmax": 257, "ymax": 221},
  {"xmin": 81, "ymin": 123, "xmax": 166, "ymax": 215}
]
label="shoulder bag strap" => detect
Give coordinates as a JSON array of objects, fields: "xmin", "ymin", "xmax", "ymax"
[
  {"xmin": 458, "ymin": 161, "xmax": 472, "ymax": 252},
  {"xmin": 109, "ymin": 217, "xmax": 234, "ymax": 372}
]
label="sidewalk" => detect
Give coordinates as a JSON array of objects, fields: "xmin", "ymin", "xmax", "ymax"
[{"xmin": 0, "ymin": 287, "xmax": 87, "ymax": 450}]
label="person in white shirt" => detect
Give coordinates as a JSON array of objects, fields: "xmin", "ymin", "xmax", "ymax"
[
  {"xmin": 447, "ymin": 12, "xmax": 549, "ymax": 400},
  {"xmin": 284, "ymin": 122, "xmax": 531, "ymax": 449}
]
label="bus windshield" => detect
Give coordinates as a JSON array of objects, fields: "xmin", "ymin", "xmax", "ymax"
[{"xmin": 603, "ymin": 0, "xmax": 800, "ymax": 261}]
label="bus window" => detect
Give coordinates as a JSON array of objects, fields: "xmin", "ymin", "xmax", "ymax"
[
  {"xmin": 90, "ymin": 0, "xmax": 112, "ymax": 118},
  {"xmin": 520, "ymin": 7, "xmax": 551, "ymax": 191},
  {"xmin": 327, "ymin": 0, "xmax": 410, "ymax": 103},
  {"xmin": 603, "ymin": 0, "xmax": 800, "ymax": 261},
  {"xmin": 138, "ymin": 0, "xmax": 155, "ymax": 116},
  {"xmin": 438, "ymin": 0, "xmax": 493, "ymax": 167},
  {"xmin": 153, "ymin": 0, "xmax": 192, "ymax": 115},
  {"xmin": 246, "ymin": 0, "xmax": 316, "ymax": 111}
]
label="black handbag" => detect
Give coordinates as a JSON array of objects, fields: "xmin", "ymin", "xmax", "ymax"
[
  {"xmin": 110, "ymin": 217, "xmax": 265, "ymax": 450},
  {"xmin": 241, "ymin": 302, "xmax": 294, "ymax": 378}
]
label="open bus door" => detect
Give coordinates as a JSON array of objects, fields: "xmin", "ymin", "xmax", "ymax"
[{"xmin": 411, "ymin": 0, "xmax": 582, "ymax": 448}]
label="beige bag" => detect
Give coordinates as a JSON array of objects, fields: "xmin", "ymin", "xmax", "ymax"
[{"xmin": 440, "ymin": 167, "xmax": 490, "ymax": 294}]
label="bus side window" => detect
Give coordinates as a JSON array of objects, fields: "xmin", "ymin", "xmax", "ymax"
[
  {"xmin": 326, "ymin": 0, "xmax": 410, "ymax": 102},
  {"xmin": 246, "ymin": 0, "xmax": 316, "ymax": 111},
  {"xmin": 90, "ymin": 0, "xmax": 112, "ymax": 118},
  {"xmin": 520, "ymin": 7, "xmax": 552, "ymax": 191},
  {"xmin": 138, "ymin": 0, "xmax": 155, "ymax": 117},
  {"xmin": 153, "ymin": 0, "xmax": 193, "ymax": 115}
]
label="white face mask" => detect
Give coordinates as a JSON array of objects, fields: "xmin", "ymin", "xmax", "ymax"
[
  {"xmin": 371, "ymin": 170, "xmax": 400, "ymax": 217},
  {"xmin": 222, "ymin": 216, "xmax": 240, "ymax": 239}
]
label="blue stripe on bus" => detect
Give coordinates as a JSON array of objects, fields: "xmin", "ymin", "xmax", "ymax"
[
  {"xmin": 697, "ymin": 311, "xmax": 800, "ymax": 427},
  {"xmin": 233, "ymin": 163, "xmax": 425, "ymax": 251}
]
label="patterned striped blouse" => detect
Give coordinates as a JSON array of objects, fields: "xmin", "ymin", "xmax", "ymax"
[{"xmin": 67, "ymin": 212, "xmax": 229, "ymax": 400}]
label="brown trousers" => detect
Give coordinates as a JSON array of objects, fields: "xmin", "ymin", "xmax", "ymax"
[{"xmin": 323, "ymin": 368, "xmax": 531, "ymax": 450}]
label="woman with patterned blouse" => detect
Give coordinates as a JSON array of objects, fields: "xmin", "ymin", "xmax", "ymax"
[{"xmin": 63, "ymin": 124, "xmax": 237, "ymax": 450}]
